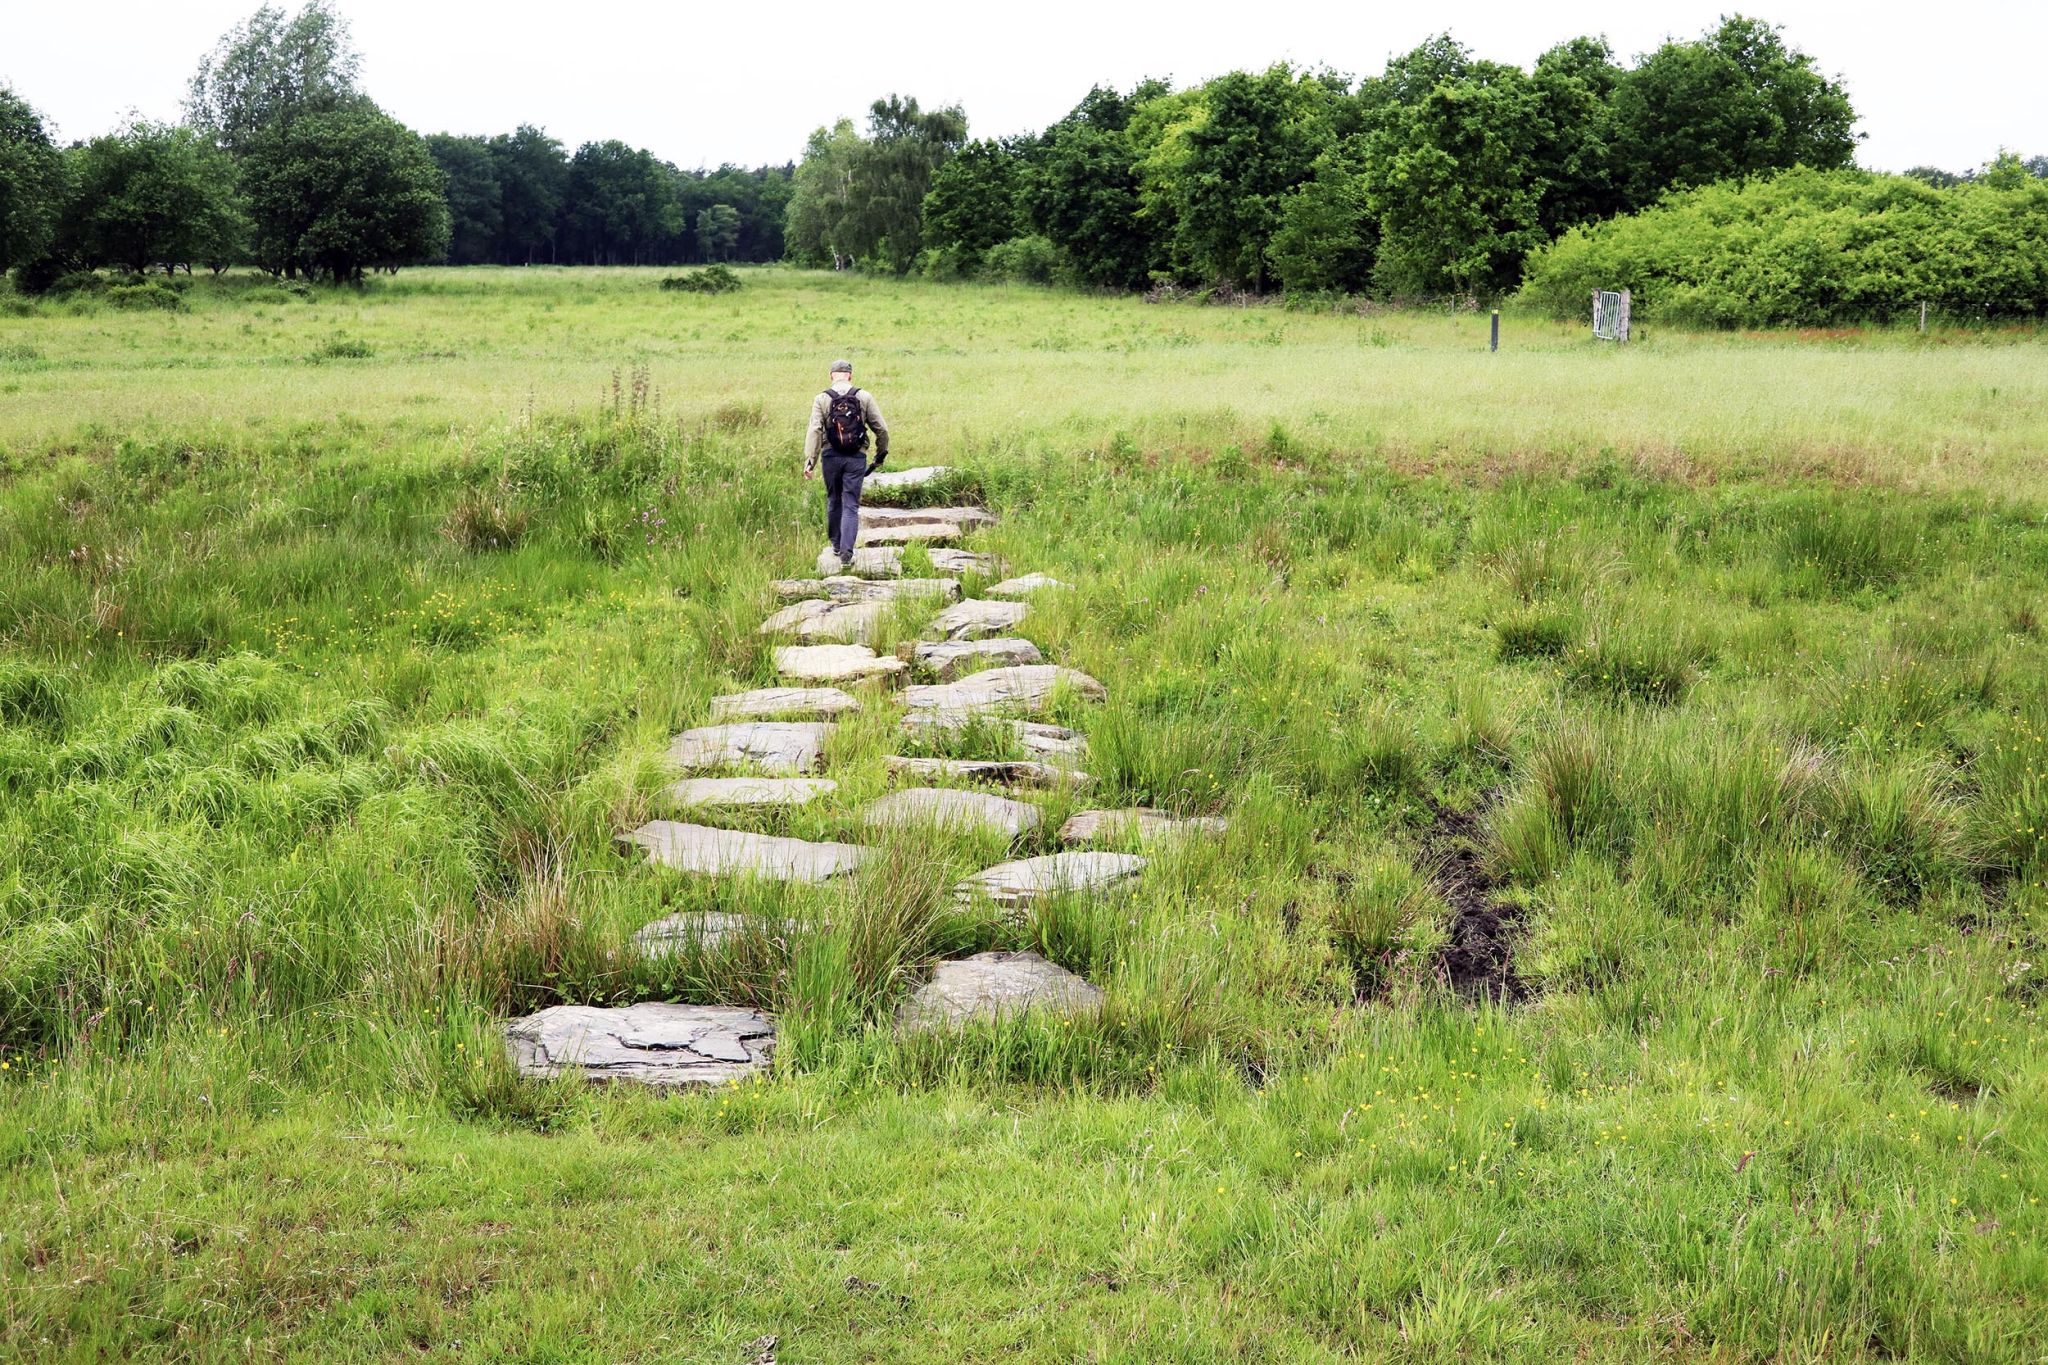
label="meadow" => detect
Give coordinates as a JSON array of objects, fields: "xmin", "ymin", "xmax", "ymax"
[{"xmin": 1, "ymin": 267, "xmax": 2045, "ymax": 1362}]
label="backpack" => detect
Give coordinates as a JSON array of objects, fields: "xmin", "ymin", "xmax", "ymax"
[{"xmin": 823, "ymin": 387, "xmax": 868, "ymax": 455}]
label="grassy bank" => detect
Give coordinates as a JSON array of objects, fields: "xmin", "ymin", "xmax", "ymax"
[{"xmin": 1, "ymin": 269, "xmax": 2044, "ymax": 1362}]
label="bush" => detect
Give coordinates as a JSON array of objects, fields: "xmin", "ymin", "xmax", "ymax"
[
  {"xmin": 309, "ymin": 336, "xmax": 375, "ymax": 360},
  {"xmin": 105, "ymin": 281, "xmax": 187, "ymax": 311},
  {"xmin": 660, "ymin": 265, "xmax": 742, "ymax": 294},
  {"xmin": 982, "ymin": 235, "xmax": 1069, "ymax": 286},
  {"xmin": 1518, "ymin": 166, "xmax": 2048, "ymax": 326}
]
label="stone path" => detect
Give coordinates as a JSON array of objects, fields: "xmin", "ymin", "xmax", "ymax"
[{"xmin": 508, "ymin": 467, "xmax": 1224, "ymax": 1085}]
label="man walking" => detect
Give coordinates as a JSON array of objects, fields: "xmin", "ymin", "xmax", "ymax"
[{"xmin": 803, "ymin": 359, "xmax": 890, "ymax": 569}]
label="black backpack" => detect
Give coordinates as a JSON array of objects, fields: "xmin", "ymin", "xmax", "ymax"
[{"xmin": 823, "ymin": 387, "xmax": 868, "ymax": 454}]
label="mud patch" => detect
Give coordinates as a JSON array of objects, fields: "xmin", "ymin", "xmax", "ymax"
[{"xmin": 1422, "ymin": 795, "xmax": 1529, "ymax": 1004}]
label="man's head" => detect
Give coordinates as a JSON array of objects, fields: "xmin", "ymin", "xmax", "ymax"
[{"xmin": 829, "ymin": 359, "xmax": 853, "ymax": 382}]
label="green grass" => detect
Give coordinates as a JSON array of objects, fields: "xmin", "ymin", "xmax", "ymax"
[{"xmin": 1, "ymin": 268, "xmax": 2045, "ymax": 1362}]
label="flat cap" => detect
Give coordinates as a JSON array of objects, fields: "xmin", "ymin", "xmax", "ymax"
[{"xmin": 829, "ymin": 358, "xmax": 853, "ymax": 374}]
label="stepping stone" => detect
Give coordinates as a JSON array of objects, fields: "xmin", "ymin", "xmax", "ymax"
[
  {"xmin": 758, "ymin": 598, "xmax": 890, "ymax": 642},
  {"xmin": 886, "ymin": 756, "xmax": 1091, "ymax": 789},
  {"xmin": 668, "ymin": 777, "xmax": 837, "ymax": 809},
  {"xmin": 929, "ymin": 599, "xmax": 1029, "ymax": 641},
  {"xmin": 622, "ymin": 820, "xmax": 869, "ymax": 882},
  {"xmin": 909, "ymin": 637, "xmax": 1044, "ymax": 679},
  {"xmin": 819, "ymin": 546, "xmax": 995, "ymax": 578},
  {"xmin": 505, "ymin": 1002, "xmax": 773, "ymax": 1087},
  {"xmin": 929, "ymin": 548, "xmax": 996, "ymax": 576},
  {"xmin": 860, "ymin": 506, "xmax": 995, "ymax": 531},
  {"xmin": 773, "ymin": 576, "xmax": 960, "ymax": 604},
  {"xmin": 901, "ymin": 714, "xmax": 1087, "ymax": 757},
  {"xmin": 773, "ymin": 644, "xmax": 907, "ymax": 684},
  {"xmin": 956, "ymin": 851, "xmax": 1147, "ymax": 911},
  {"xmin": 896, "ymin": 951, "xmax": 1103, "ymax": 1032},
  {"xmin": 864, "ymin": 465, "xmax": 950, "ymax": 492},
  {"xmin": 987, "ymin": 573, "xmax": 1069, "ymax": 598},
  {"xmin": 864, "ymin": 787, "xmax": 1041, "ymax": 840},
  {"xmin": 857, "ymin": 521, "xmax": 960, "ymax": 546},
  {"xmin": 1060, "ymin": 808, "xmax": 1228, "ymax": 845},
  {"xmin": 668, "ymin": 722, "xmax": 832, "ymax": 774},
  {"xmin": 709, "ymin": 687, "xmax": 860, "ymax": 721},
  {"xmin": 903, "ymin": 666, "xmax": 1106, "ymax": 718},
  {"xmin": 633, "ymin": 910, "xmax": 754, "ymax": 956}
]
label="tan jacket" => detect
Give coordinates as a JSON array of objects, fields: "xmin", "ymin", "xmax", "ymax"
[{"xmin": 803, "ymin": 383, "xmax": 890, "ymax": 472}]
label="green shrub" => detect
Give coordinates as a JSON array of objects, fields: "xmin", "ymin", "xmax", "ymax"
[
  {"xmin": 309, "ymin": 335, "xmax": 374, "ymax": 360},
  {"xmin": 659, "ymin": 265, "xmax": 742, "ymax": 294},
  {"xmin": 983, "ymin": 235, "xmax": 1070, "ymax": 286},
  {"xmin": 105, "ymin": 281, "xmax": 187, "ymax": 312},
  {"xmin": 1519, "ymin": 167, "xmax": 2048, "ymax": 326}
]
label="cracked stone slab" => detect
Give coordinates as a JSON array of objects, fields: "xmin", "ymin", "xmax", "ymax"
[
  {"xmin": 903, "ymin": 666, "xmax": 1106, "ymax": 718},
  {"xmin": 909, "ymin": 637, "xmax": 1044, "ymax": 679},
  {"xmin": 667, "ymin": 721, "xmax": 833, "ymax": 774},
  {"xmin": 1059, "ymin": 808, "xmax": 1229, "ymax": 846},
  {"xmin": 929, "ymin": 548, "xmax": 996, "ymax": 576},
  {"xmin": 758, "ymin": 598, "xmax": 891, "ymax": 642},
  {"xmin": 622, "ymin": 820, "xmax": 869, "ymax": 882},
  {"xmin": 987, "ymin": 573, "xmax": 1069, "ymax": 598},
  {"xmin": 896, "ymin": 950, "xmax": 1104, "ymax": 1031},
  {"xmin": 885, "ymin": 756, "xmax": 1091, "ymax": 789},
  {"xmin": 857, "ymin": 521, "xmax": 961, "ymax": 546},
  {"xmin": 668, "ymin": 777, "xmax": 837, "ymax": 809},
  {"xmin": 822, "ymin": 546, "xmax": 996, "ymax": 579},
  {"xmin": 900, "ymin": 714, "xmax": 1087, "ymax": 757},
  {"xmin": 864, "ymin": 787, "xmax": 1042, "ymax": 840},
  {"xmin": 772, "ymin": 576, "xmax": 960, "ymax": 604},
  {"xmin": 773, "ymin": 644, "xmax": 908, "ymax": 684},
  {"xmin": 709, "ymin": 687, "xmax": 860, "ymax": 721},
  {"xmin": 860, "ymin": 505, "xmax": 995, "ymax": 531},
  {"xmin": 633, "ymin": 910, "xmax": 755, "ymax": 956},
  {"xmin": 956, "ymin": 851, "xmax": 1147, "ymax": 911},
  {"xmin": 929, "ymin": 599, "xmax": 1030, "ymax": 641},
  {"xmin": 864, "ymin": 465, "xmax": 951, "ymax": 492},
  {"xmin": 505, "ymin": 1002, "xmax": 774, "ymax": 1087}
]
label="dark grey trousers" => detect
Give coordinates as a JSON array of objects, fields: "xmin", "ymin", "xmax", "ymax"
[{"xmin": 822, "ymin": 452, "xmax": 867, "ymax": 560}]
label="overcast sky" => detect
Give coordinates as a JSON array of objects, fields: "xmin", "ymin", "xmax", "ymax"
[{"xmin": 8, "ymin": 1, "xmax": 2042, "ymax": 175}]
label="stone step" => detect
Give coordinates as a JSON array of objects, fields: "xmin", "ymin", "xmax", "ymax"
[
  {"xmin": 505, "ymin": 1003, "xmax": 773, "ymax": 1087},
  {"xmin": 773, "ymin": 644, "xmax": 908, "ymax": 684},
  {"xmin": 622, "ymin": 820, "xmax": 869, "ymax": 882},
  {"xmin": 885, "ymin": 756, "xmax": 1091, "ymax": 790},
  {"xmin": 987, "ymin": 573, "xmax": 1069, "ymax": 598},
  {"xmin": 709, "ymin": 687, "xmax": 860, "ymax": 721},
  {"xmin": 668, "ymin": 777, "xmax": 837, "ymax": 809},
  {"xmin": 908, "ymin": 637, "xmax": 1043, "ymax": 679},
  {"xmin": 929, "ymin": 598, "xmax": 1030, "ymax": 641},
  {"xmin": 773, "ymin": 576, "xmax": 960, "ymax": 604},
  {"xmin": 633, "ymin": 910, "xmax": 754, "ymax": 956},
  {"xmin": 864, "ymin": 787, "xmax": 1041, "ymax": 840},
  {"xmin": 857, "ymin": 521, "xmax": 961, "ymax": 546},
  {"xmin": 956, "ymin": 851, "xmax": 1147, "ymax": 911},
  {"xmin": 758, "ymin": 598, "xmax": 889, "ymax": 642},
  {"xmin": 863, "ymin": 465, "xmax": 951, "ymax": 492},
  {"xmin": 860, "ymin": 506, "xmax": 995, "ymax": 531},
  {"xmin": 667, "ymin": 721, "xmax": 832, "ymax": 774},
  {"xmin": 896, "ymin": 951, "xmax": 1103, "ymax": 1031},
  {"xmin": 818, "ymin": 546, "xmax": 994, "ymax": 579},
  {"xmin": 1059, "ymin": 808, "xmax": 1229, "ymax": 846},
  {"xmin": 900, "ymin": 714, "xmax": 1087, "ymax": 757},
  {"xmin": 903, "ymin": 666, "xmax": 1107, "ymax": 719}
]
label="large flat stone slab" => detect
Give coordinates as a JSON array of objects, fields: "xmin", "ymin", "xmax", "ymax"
[
  {"xmin": 709, "ymin": 687, "xmax": 860, "ymax": 721},
  {"xmin": 956, "ymin": 851, "xmax": 1147, "ymax": 910},
  {"xmin": 864, "ymin": 465, "xmax": 951, "ymax": 492},
  {"xmin": 896, "ymin": 951, "xmax": 1103, "ymax": 1031},
  {"xmin": 900, "ymin": 714, "xmax": 1087, "ymax": 757},
  {"xmin": 623, "ymin": 821, "xmax": 870, "ymax": 881},
  {"xmin": 909, "ymin": 637, "xmax": 1044, "ymax": 679},
  {"xmin": 668, "ymin": 777, "xmax": 837, "ymax": 809},
  {"xmin": 1059, "ymin": 808, "xmax": 1229, "ymax": 846},
  {"xmin": 772, "ymin": 576, "xmax": 960, "ymax": 604},
  {"xmin": 773, "ymin": 644, "xmax": 907, "ymax": 684},
  {"xmin": 929, "ymin": 599, "xmax": 1030, "ymax": 641},
  {"xmin": 861, "ymin": 506, "xmax": 995, "ymax": 531},
  {"xmin": 506, "ymin": 1003, "xmax": 773, "ymax": 1087},
  {"xmin": 864, "ymin": 787, "xmax": 1041, "ymax": 840},
  {"xmin": 632, "ymin": 911, "xmax": 754, "ymax": 956},
  {"xmin": 903, "ymin": 666, "xmax": 1106, "ymax": 718},
  {"xmin": 857, "ymin": 521, "xmax": 961, "ymax": 546},
  {"xmin": 667, "ymin": 722, "xmax": 832, "ymax": 774},
  {"xmin": 987, "ymin": 573, "xmax": 1069, "ymax": 598},
  {"xmin": 886, "ymin": 756, "xmax": 1091, "ymax": 789},
  {"xmin": 820, "ymin": 546, "xmax": 996, "ymax": 579},
  {"xmin": 758, "ymin": 598, "xmax": 890, "ymax": 642},
  {"xmin": 929, "ymin": 548, "xmax": 996, "ymax": 576}
]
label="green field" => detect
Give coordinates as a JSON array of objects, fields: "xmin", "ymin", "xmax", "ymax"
[{"xmin": 2, "ymin": 267, "xmax": 2045, "ymax": 1362}]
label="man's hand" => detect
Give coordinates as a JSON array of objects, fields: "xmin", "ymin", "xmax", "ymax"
[{"xmin": 802, "ymin": 464, "xmax": 815, "ymax": 481}]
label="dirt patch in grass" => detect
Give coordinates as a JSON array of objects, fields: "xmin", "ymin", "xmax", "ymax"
[{"xmin": 1423, "ymin": 795, "xmax": 1529, "ymax": 1004}]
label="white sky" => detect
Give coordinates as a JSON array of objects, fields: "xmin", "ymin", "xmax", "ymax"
[{"xmin": 7, "ymin": 0, "xmax": 2042, "ymax": 175}]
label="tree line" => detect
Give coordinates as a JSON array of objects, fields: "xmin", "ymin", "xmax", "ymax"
[{"xmin": 787, "ymin": 17, "xmax": 1864, "ymax": 297}]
